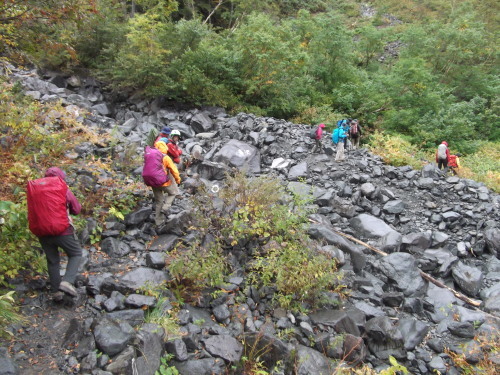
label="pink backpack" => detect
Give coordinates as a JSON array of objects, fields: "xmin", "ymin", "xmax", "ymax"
[
  {"xmin": 27, "ymin": 177, "xmax": 69, "ymax": 237},
  {"xmin": 142, "ymin": 146, "xmax": 169, "ymax": 187}
]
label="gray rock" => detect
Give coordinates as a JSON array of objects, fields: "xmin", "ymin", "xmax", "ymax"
[
  {"xmin": 447, "ymin": 321, "xmax": 475, "ymax": 338},
  {"xmin": 417, "ymin": 177, "xmax": 434, "ymax": 189},
  {"xmin": 171, "ymin": 359, "xmax": 225, "ymax": 375},
  {"xmin": 295, "ymin": 345, "xmax": 333, "ymax": 375},
  {"xmin": 398, "ymin": 319, "xmax": 429, "ymax": 350},
  {"xmin": 432, "ymin": 231, "xmax": 449, "ymax": 247},
  {"xmin": 365, "ymin": 316, "xmax": 405, "ymax": 360},
  {"xmin": 484, "ymin": 227, "xmax": 500, "ymax": 257},
  {"xmin": 428, "ymin": 356, "xmax": 447, "ymax": 373},
  {"xmin": 213, "ymin": 304, "xmax": 231, "ymax": 323},
  {"xmin": 401, "ymin": 232, "xmax": 432, "ymax": 253},
  {"xmin": 308, "ymin": 225, "xmax": 366, "ymax": 272},
  {"xmin": 202, "ymin": 335, "xmax": 243, "ymax": 363},
  {"xmin": 92, "ymin": 103, "xmax": 110, "ymax": 116},
  {"xmin": 484, "ymin": 294, "xmax": 500, "ymax": 315},
  {"xmin": 288, "ymin": 161, "xmax": 308, "ymax": 180},
  {"xmin": 148, "ymin": 234, "xmax": 179, "ymax": 252},
  {"xmin": 378, "ymin": 231, "xmax": 403, "ymax": 253},
  {"xmin": 421, "ymin": 164, "xmax": 441, "ymax": 179},
  {"xmin": 0, "ymin": 347, "xmax": 18, "ymax": 375},
  {"xmin": 349, "ymin": 214, "xmax": 398, "ymax": 239},
  {"xmin": 165, "ymin": 339, "xmax": 188, "ymax": 361},
  {"xmin": 134, "ymin": 330, "xmax": 164, "ymax": 375},
  {"xmin": 124, "ymin": 294, "xmax": 156, "ymax": 309},
  {"xmin": 383, "ymin": 200, "xmax": 405, "ymax": 214},
  {"xmin": 106, "ymin": 309, "xmax": 145, "ymax": 327},
  {"xmin": 452, "ymin": 262, "xmax": 483, "ymax": 296},
  {"xmin": 94, "ymin": 319, "xmax": 134, "ymax": 356},
  {"xmin": 119, "ymin": 267, "xmax": 170, "ymax": 293},
  {"xmin": 190, "ymin": 112, "xmax": 214, "ymax": 133},
  {"xmin": 375, "ymin": 253, "xmax": 426, "ymax": 297},
  {"xmin": 104, "ymin": 346, "xmax": 135, "ymax": 374},
  {"xmin": 146, "ymin": 252, "xmax": 166, "ymax": 269},
  {"xmin": 125, "ymin": 207, "xmax": 152, "ymax": 226},
  {"xmin": 309, "ymin": 309, "xmax": 360, "ymax": 336},
  {"xmin": 241, "ymin": 333, "xmax": 293, "ymax": 373},
  {"xmin": 213, "ymin": 140, "xmax": 260, "ymax": 174},
  {"xmin": 100, "ymin": 237, "xmax": 131, "ymax": 257},
  {"xmin": 360, "ymin": 182, "xmax": 377, "ymax": 199},
  {"xmin": 168, "ymin": 120, "xmax": 196, "ymax": 139}
]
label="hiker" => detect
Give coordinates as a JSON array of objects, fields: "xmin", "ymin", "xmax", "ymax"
[
  {"xmin": 436, "ymin": 141, "xmax": 450, "ymax": 172},
  {"xmin": 311, "ymin": 123, "xmax": 326, "ymax": 153},
  {"xmin": 154, "ymin": 126, "xmax": 171, "ymax": 144},
  {"xmin": 28, "ymin": 167, "xmax": 83, "ymax": 300},
  {"xmin": 165, "ymin": 129, "xmax": 183, "ymax": 165},
  {"xmin": 150, "ymin": 141, "xmax": 181, "ymax": 226},
  {"xmin": 334, "ymin": 122, "xmax": 348, "ymax": 162},
  {"xmin": 349, "ymin": 119, "xmax": 362, "ymax": 150},
  {"xmin": 448, "ymin": 153, "xmax": 461, "ymax": 175}
]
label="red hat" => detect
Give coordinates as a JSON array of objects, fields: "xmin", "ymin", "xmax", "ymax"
[
  {"xmin": 441, "ymin": 141, "xmax": 448, "ymax": 146},
  {"xmin": 319, "ymin": 123, "xmax": 325, "ymax": 128}
]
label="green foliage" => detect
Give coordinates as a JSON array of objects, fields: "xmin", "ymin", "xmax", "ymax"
[
  {"xmin": 169, "ymin": 241, "xmax": 228, "ymax": 293},
  {"xmin": 145, "ymin": 297, "xmax": 181, "ymax": 341},
  {"xmin": 0, "ymin": 291, "xmax": 27, "ymax": 337},
  {"xmin": 367, "ymin": 131, "xmax": 430, "ymax": 169},
  {"xmin": 155, "ymin": 353, "xmax": 179, "ymax": 375},
  {"xmin": 0, "ymin": 200, "xmax": 45, "ymax": 286},
  {"xmin": 249, "ymin": 240, "xmax": 341, "ymax": 311},
  {"xmin": 169, "ymin": 171, "xmax": 343, "ymax": 310}
]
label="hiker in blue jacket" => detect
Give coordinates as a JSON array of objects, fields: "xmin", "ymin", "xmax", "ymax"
[{"xmin": 335, "ymin": 122, "xmax": 348, "ymax": 162}]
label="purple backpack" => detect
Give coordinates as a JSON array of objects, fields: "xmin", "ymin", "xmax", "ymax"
[{"xmin": 142, "ymin": 146, "xmax": 169, "ymax": 187}]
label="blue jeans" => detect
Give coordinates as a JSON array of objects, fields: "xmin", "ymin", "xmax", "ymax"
[{"xmin": 39, "ymin": 233, "xmax": 82, "ymax": 289}]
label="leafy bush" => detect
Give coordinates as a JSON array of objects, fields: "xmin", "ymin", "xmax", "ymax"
[
  {"xmin": 168, "ymin": 171, "xmax": 344, "ymax": 310},
  {"xmin": 0, "ymin": 291, "xmax": 27, "ymax": 337},
  {"xmin": 0, "ymin": 200, "xmax": 45, "ymax": 286},
  {"xmin": 367, "ymin": 131, "xmax": 430, "ymax": 169}
]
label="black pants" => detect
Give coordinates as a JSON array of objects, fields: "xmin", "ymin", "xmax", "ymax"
[
  {"xmin": 39, "ymin": 233, "xmax": 82, "ymax": 290},
  {"xmin": 437, "ymin": 158, "xmax": 448, "ymax": 170}
]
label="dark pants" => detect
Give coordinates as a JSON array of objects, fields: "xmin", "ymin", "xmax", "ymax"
[
  {"xmin": 437, "ymin": 158, "xmax": 448, "ymax": 170},
  {"xmin": 39, "ymin": 234, "xmax": 82, "ymax": 290}
]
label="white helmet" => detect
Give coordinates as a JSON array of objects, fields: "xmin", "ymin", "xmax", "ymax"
[{"xmin": 171, "ymin": 129, "xmax": 181, "ymax": 137}]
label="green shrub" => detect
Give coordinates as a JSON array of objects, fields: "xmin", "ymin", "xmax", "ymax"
[
  {"xmin": 0, "ymin": 291, "xmax": 27, "ymax": 337},
  {"xmin": 168, "ymin": 171, "xmax": 344, "ymax": 310},
  {"xmin": 0, "ymin": 200, "xmax": 46, "ymax": 286}
]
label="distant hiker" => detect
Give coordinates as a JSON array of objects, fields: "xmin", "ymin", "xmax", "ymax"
[
  {"xmin": 335, "ymin": 123, "xmax": 348, "ymax": 162},
  {"xmin": 436, "ymin": 141, "xmax": 450, "ymax": 172},
  {"xmin": 349, "ymin": 119, "xmax": 362, "ymax": 150},
  {"xmin": 166, "ymin": 129, "xmax": 183, "ymax": 164},
  {"xmin": 311, "ymin": 123, "xmax": 326, "ymax": 153},
  {"xmin": 27, "ymin": 167, "xmax": 83, "ymax": 301},
  {"xmin": 448, "ymin": 153, "xmax": 461, "ymax": 175},
  {"xmin": 154, "ymin": 126, "xmax": 171, "ymax": 145},
  {"xmin": 146, "ymin": 141, "xmax": 181, "ymax": 226}
]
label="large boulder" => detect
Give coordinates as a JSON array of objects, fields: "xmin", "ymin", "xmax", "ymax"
[
  {"xmin": 202, "ymin": 335, "xmax": 243, "ymax": 363},
  {"xmin": 375, "ymin": 253, "xmax": 426, "ymax": 297},
  {"xmin": 484, "ymin": 227, "xmax": 500, "ymax": 257},
  {"xmin": 349, "ymin": 214, "xmax": 398, "ymax": 239},
  {"xmin": 94, "ymin": 319, "xmax": 134, "ymax": 356},
  {"xmin": 213, "ymin": 140, "xmax": 261, "ymax": 173}
]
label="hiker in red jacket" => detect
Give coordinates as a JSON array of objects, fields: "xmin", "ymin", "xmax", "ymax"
[
  {"xmin": 37, "ymin": 167, "xmax": 83, "ymax": 300},
  {"xmin": 311, "ymin": 123, "xmax": 326, "ymax": 153},
  {"xmin": 166, "ymin": 129, "xmax": 183, "ymax": 164}
]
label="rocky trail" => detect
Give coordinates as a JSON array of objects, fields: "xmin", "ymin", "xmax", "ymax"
[{"xmin": 0, "ymin": 66, "xmax": 499, "ymax": 375}]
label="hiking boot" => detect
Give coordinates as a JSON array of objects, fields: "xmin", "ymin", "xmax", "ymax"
[
  {"xmin": 59, "ymin": 281, "xmax": 78, "ymax": 297},
  {"xmin": 51, "ymin": 291, "xmax": 64, "ymax": 302}
]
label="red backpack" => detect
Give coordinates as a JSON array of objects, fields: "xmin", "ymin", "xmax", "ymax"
[
  {"xmin": 350, "ymin": 123, "xmax": 358, "ymax": 136},
  {"xmin": 448, "ymin": 155, "xmax": 458, "ymax": 168},
  {"xmin": 27, "ymin": 177, "xmax": 69, "ymax": 237},
  {"xmin": 142, "ymin": 146, "xmax": 169, "ymax": 187}
]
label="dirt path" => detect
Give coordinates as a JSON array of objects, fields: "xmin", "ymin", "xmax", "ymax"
[{"xmin": 4, "ymin": 292, "xmax": 88, "ymax": 375}]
